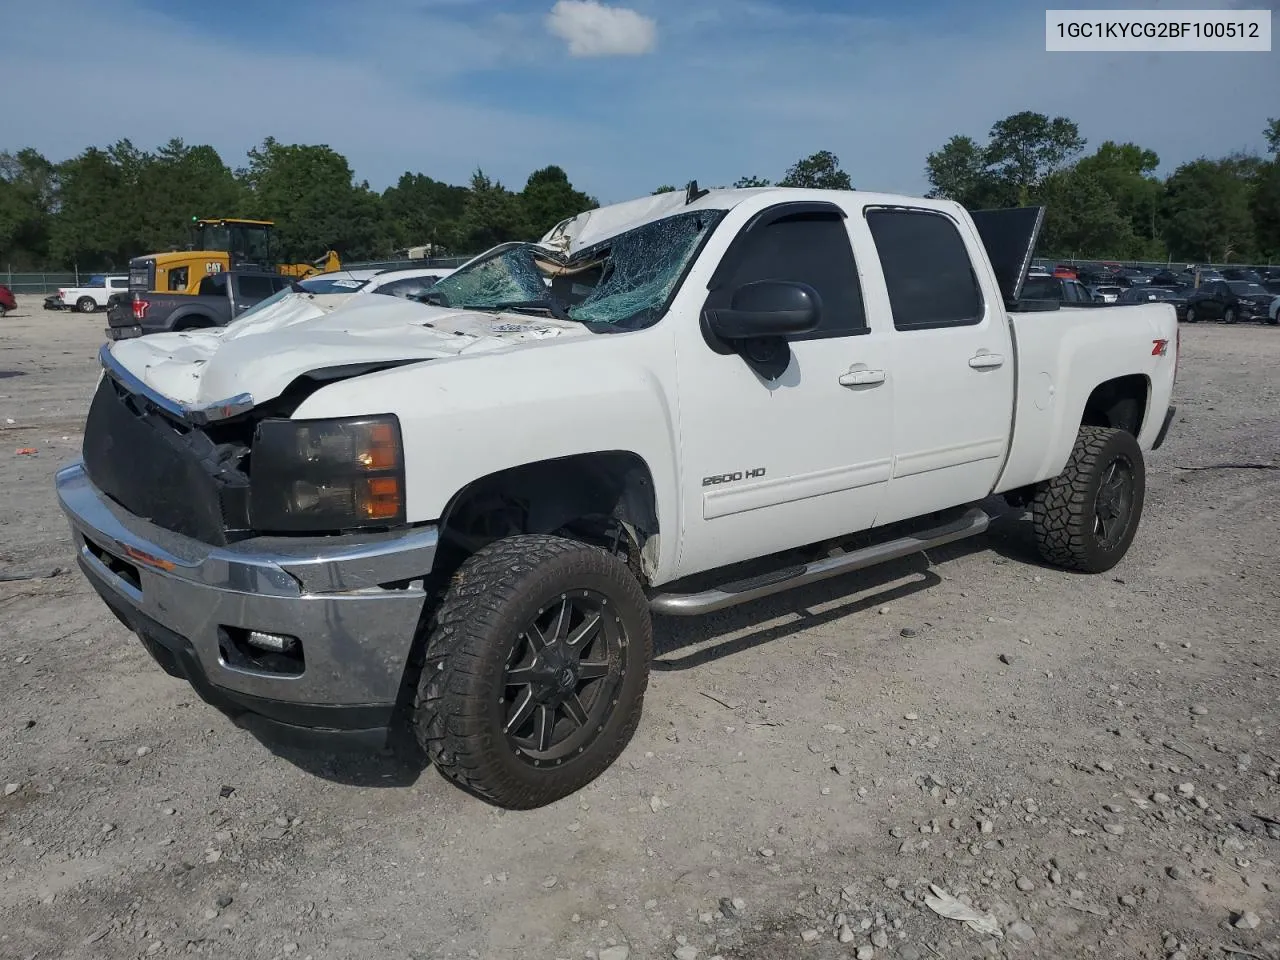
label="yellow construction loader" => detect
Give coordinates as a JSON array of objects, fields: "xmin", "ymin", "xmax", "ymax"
[{"xmin": 127, "ymin": 218, "xmax": 341, "ymax": 296}]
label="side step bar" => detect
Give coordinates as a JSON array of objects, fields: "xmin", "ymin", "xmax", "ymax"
[{"xmin": 648, "ymin": 507, "xmax": 991, "ymax": 616}]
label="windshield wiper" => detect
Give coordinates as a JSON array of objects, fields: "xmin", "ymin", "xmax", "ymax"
[{"xmin": 480, "ymin": 299, "xmax": 571, "ymax": 322}]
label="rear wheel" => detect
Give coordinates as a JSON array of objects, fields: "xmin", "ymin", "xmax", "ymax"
[
  {"xmin": 414, "ymin": 534, "xmax": 652, "ymax": 809},
  {"xmin": 1224, "ymin": 306, "xmax": 1237, "ymax": 325},
  {"xmin": 76, "ymin": 296, "xmax": 96, "ymax": 314},
  {"xmin": 1031, "ymin": 426, "xmax": 1146, "ymax": 574},
  {"xmin": 1184, "ymin": 306, "xmax": 1197, "ymax": 322}
]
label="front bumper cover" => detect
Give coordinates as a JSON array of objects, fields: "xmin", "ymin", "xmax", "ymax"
[{"xmin": 56, "ymin": 461, "xmax": 437, "ymax": 747}]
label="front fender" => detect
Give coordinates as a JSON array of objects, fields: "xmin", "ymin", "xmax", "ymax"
[{"xmin": 290, "ymin": 330, "xmax": 683, "ymax": 576}]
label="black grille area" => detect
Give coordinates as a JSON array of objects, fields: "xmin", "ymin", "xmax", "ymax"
[{"xmin": 82, "ymin": 377, "xmax": 251, "ymax": 545}]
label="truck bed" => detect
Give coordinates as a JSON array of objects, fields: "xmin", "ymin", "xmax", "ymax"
[{"xmin": 997, "ymin": 300, "xmax": 1178, "ymax": 493}]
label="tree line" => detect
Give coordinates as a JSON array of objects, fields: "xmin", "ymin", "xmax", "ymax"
[
  {"xmin": 1, "ymin": 118, "xmax": 1276, "ymax": 271},
  {"xmin": 0, "ymin": 137, "xmax": 600, "ymax": 271},
  {"xmin": 926, "ymin": 111, "xmax": 1280, "ymax": 263}
]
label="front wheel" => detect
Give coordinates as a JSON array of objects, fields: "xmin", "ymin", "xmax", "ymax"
[
  {"xmin": 1031, "ymin": 426, "xmax": 1146, "ymax": 574},
  {"xmin": 76, "ymin": 296, "xmax": 97, "ymax": 314},
  {"xmin": 1184, "ymin": 306, "xmax": 1197, "ymax": 323},
  {"xmin": 1224, "ymin": 307, "xmax": 1237, "ymax": 325},
  {"xmin": 414, "ymin": 534, "xmax": 652, "ymax": 809}
]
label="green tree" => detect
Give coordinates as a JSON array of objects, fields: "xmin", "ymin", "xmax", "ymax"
[
  {"xmin": 733, "ymin": 175, "xmax": 772, "ymax": 188},
  {"xmin": 137, "ymin": 139, "xmax": 242, "ymax": 252},
  {"xmin": 1073, "ymin": 141, "xmax": 1163, "ymax": 255},
  {"xmin": 778, "ymin": 150, "xmax": 852, "ymax": 189},
  {"xmin": 451, "ymin": 170, "xmax": 530, "ymax": 252},
  {"xmin": 925, "ymin": 135, "xmax": 1003, "ymax": 207},
  {"xmin": 1254, "ymin": 162, "xmax": 1280, "ymax": 259},
  {"xmin": 1255, "ymin": 119, "xmax": 1280, "ymax": 258},
  {"xmin": 1264, "ymin": 117, "xmax": 1280, "ymax": 155},
  {"xmin": 382, "ymin": 172, "xmax": 470, "ymax": 252},
  {"xmin": 651, "ymin": 184, "xmax": 677, "ymax": 194},
  {"xmin": 984, "ymin": 111, "xmax": 1085, "ymax": 205},
  {"xmin": 520, "ymin": 165, "xmax": 596, "ymax": 237},
  {"xmin": 0, "ymin": 148, "xmax": 57, "ymax": 267},
  {"xmin": 1162, "ymin": 157, "xmax": 1257, "ymax": 262},
  {"xmin": 240, "ymin": 138, "xmax": 391, "ymax": 260},
  {"xmin": 1034, "ymin": 168, "xmax": 1134, "ymax": 258},
  {"xmin": 49, "ymin": 146, "xmax": 137, "ymax": 269}
]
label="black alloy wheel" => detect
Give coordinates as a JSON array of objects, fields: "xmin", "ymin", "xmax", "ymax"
[{"xmin": 501, "ymin": 589, "xmax": 628, "ymax": 766}]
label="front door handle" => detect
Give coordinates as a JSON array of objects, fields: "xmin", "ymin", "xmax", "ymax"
[
  {"xmin": 839, "ymin": 368, "xmax": 887, "ymax": 386},
  {"xmin": 968, "ymin": 353, "xmax": 1005, "ymax": 369}
]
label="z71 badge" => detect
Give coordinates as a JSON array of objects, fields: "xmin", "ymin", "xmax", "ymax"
[{"xmin": 703, "ymin": 468, "xmax": 766, "ymax": 486}]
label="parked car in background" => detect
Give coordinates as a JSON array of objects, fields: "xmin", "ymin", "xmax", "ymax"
[
  {"xmin": 295, "ymin": 269, "xmax": 382, "ymax": 293},
  {"xmin": 1149, "ymin": 270, "xmax": 1184, "ymax": 287},
  {"xmin": 1119, "ymin": 285, "xmax": 1189, "ymax": 321},
  {"xmin": 1220, "ymin": 267, "xmax": 1262, "ymax": 283},
  {"xmin": 1189, "ymin": 269, "xmax": 1225, "ymax": 285},
  {"xmin": 0, "ymin": 283, "xmax": 16, "ymax": 317},
  {"xmin": 56, "ymin": 275, "xmax": 130, "ymax": 313},
  {"xmin": 298, "ymin": 266, "xmax": 457, "ymax": 298},
  {"xmin": 1021, "ymin": 275, "xmax": 1101, "ymax": 304},
  {"xmin": 1053, "ymin": 264, "xmax": 1078, "ymax": 279},
  {"xmin": 1184, "ymin": 280, "xmax": 1277, "ymax": 324},
  {"xmin": 106, "ymin": 270, "xmax": 299, "ymax": 339},
  {"xmin": 1091, "ymin": 284, "xmax": 1124, "ymax": 303}
]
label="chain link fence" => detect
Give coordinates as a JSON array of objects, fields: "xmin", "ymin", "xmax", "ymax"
[{"xmin": 2, "ymin": 270, "xmax": 90, "ymax": 295}]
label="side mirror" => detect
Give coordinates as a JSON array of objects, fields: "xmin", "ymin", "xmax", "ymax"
[{"xmin": 703, "ymin": 280, "xmax": 820, "ymax": 340}]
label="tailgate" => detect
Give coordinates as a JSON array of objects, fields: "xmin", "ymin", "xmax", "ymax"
[{"xmin": 106, "ymin": 292, "xmax": 143, "ymax": 340}]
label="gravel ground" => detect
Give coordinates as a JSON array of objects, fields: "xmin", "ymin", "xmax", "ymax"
[{"xmin": 1, "ymin": 294, "xmax": 1278, "ymax": 960}]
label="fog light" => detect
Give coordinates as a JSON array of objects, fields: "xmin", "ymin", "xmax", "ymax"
[{"xmin": 246, "ymin": 630, "xmax": 298, "ymax": 653}]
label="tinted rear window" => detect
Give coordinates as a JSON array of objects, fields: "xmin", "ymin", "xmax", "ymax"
[{"xmin": 866, "ymin": 208, "xmax": 983, "ymax": 330}]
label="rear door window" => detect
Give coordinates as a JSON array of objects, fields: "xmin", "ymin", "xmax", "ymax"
[
  {"xmin": 197, "ymin": 273, "xmax": 228, "ymax": 297},
  {"xmin": 236, "ymin": 275, "xmax": 278, "ymax": 300},
  {"xmin": 865, "ymin": 208, "xmax": 984, "ymax": 330}
]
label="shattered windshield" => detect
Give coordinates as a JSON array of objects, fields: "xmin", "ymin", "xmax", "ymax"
[{"xmin": 428, "ymin": 209, "xmax": 726, "ymax": 330}]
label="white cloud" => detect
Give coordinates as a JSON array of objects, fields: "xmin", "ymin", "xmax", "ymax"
[{"xmin": 545, "ymin": 0, "xmax": 657, "ymax": 57}]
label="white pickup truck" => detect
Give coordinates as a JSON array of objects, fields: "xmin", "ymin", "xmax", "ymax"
[
  {"xmin": 57, "ymin": 275, "xmax": 130, "ymax": 313},
  {"xmin": 57, "ymin": 186, "xmax": 1178, "ymax": 809}
]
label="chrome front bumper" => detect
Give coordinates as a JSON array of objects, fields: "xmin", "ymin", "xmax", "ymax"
[{"xmin": 56, "ymin": 461, "xmax": 437, "ymax": 739}]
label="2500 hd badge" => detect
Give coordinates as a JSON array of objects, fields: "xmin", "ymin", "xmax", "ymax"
[{"xmin": 703, "ymin": 468, "xmax": 767, "ymax": 485}]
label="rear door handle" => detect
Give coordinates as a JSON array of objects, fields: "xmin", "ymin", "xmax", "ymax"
[
  {"xmin": 968, "ymin": 353, "xmax": 1005, "ymax": 369},
  {"xmin": 839, "ymin": 368, "xmax": 887, "ymax": 386}
]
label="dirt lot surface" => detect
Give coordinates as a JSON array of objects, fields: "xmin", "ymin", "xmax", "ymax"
[{"xmin": 1, "ymin": 295, "xmax": 1278, "ymax": 960}]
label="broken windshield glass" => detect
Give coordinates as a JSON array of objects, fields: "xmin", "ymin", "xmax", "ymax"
[
  {"xmin": 428, "ymin": 210, "xmax": 726, "ymax": 331},
  {"xmin": 430, "ymin": 244, "xmax": 547, "ymax": 309}
]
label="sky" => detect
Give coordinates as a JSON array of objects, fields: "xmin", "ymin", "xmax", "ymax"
[{"xmin": 6, "ymin": 0, "xmax": 1278, "ymax": 203}]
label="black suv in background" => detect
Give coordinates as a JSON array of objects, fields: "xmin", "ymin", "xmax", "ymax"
[{"xmin": 1184, "ymin": 280, "xmax": 1277, "ymax": 325}]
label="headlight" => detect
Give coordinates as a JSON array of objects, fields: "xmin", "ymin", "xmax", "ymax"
[{"xmin": 249, "ymin": 415, "xmax": 405, "ymax": 533}]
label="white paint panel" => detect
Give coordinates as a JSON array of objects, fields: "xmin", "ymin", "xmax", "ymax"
[
  {"xmin": 892, "ymin": 437, "xmax": 1007, "ymax": 479},
  {"xmin": 703, "ymin": 458, "xmax": 893, "ymax": 519}
]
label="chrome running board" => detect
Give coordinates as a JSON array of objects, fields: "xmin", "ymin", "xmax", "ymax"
[{"xmin": 648, "ymin": 507, "xmax": 991, "ymax": 616}]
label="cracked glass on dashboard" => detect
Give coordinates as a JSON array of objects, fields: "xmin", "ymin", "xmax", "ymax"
[{"xmin": 429, "ymin": 210, "xmax": 726, "ymax": 331}]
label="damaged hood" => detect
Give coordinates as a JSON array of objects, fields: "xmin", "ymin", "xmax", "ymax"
[{"xmin": 106, "ymin": 292, "xmax": 587, "ymax": 412}]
